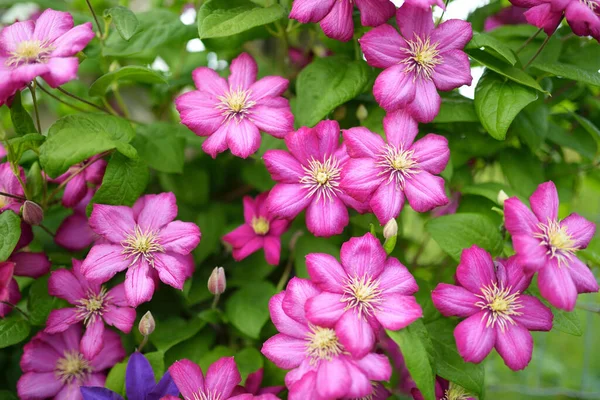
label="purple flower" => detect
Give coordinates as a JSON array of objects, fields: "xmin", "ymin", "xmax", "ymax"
[
  {"xmin": 49, "ymin": 156, "xmax": 107, "ymax": 208},
  {"xmin": 404, "ymin": 0, "xmax": 446, "ymax": 9},
  {"xmin": 0, "ymin": 144, "xmax": 6, "ymax": 159}
]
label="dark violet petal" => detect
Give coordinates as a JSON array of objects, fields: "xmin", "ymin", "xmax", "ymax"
[{"xmin": 126, "ymin": 352, "xmax": 156, "ymax": 400}]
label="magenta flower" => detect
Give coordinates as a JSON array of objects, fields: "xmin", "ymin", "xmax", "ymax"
[
  {"xmin": 485, "ymin": 6, "xmax": 528, "ymax": 31},
  {"xmin": 405, "ymin": 0, "xmax": 446, "ymax": 9},
  {"xmin": 18, "ymin": 324, "xmax": 125, "ymax": 400},
  {"xmin": 231, "ymin": 368, "xmax": 284, "ymax": 398},
  {"xmin": 0, "ymin": 144, "xmax": 6, "ymax": 159},
  {"xmin": 504, "ymin": 181, "xmax": 598, "ymax": 311},
  {"xmin": 222, "ymin": 192, "xmax": 290, "ymax": 266},
  {"xmin": 81, "ymin": 192, "xmax": 201, "ymax": 307},
  {"xmin": 1, "ymin": 251, "xmax": 50, "ymax": 318},
  {"xmin": 176, "ymin": 52, "xmax": 293, "ymax": 159},
  {"xmin": 432, "ymin": 191, "xmax": 461, "ymax": 218},
  {"xmin": 412, "ymin": 377, "xmax": 475, "ymax": 400},
  {"xmin": 0, "ymin": 162, "xmax": 25, "ymax": 213},
  {"xmin": 264, "ymin": 120, "xmax": 370, "ymax": 237},
  {"xmin": 55, "ymin": 190, "xmax": 98, "ymax": 252},
  {"xmin": 340, "ymin": 110, "xmax": 450, "ymax": 224},
  {"xmin": 0, "ymin": 9, "xmax": 95, "ymax": 105},
  {"xmin": 261, "ymin": 277, "xmax": 392, "ymax": 399},
  {"xmin": 305, "ymin": 233, "xmax": 422, "ymax": 357},
  {"xmin": 359, "ymin": 4, "xmax": 473, "ymax": 122},
  {"xmin": 49, "ymin": 156, "xmax": 107, "ymax": 208},
  {"xmin": 432, "ymin": 247, "xmax": 553, "ymax": 370}
]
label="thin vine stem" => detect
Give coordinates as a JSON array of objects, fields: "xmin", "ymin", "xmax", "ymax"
[
  {"xmin": 276, "ymin": 231, "xmax": 304, "ymax": 292},
  {"xmin": 523, "ymin": 34, "xmax": 551, "ymax": 70},
  {"xmin": 86, "ymin": 0, "xmax": 104, "ymax": 39},
  {"xmin": 56, "ymin": 87, "xmax": 108, "ymax": 113},
  {"xmin": 0, "ymin": 191, "xmax": 27, "ymax": 201},
  {"xmin": 36, "ymin": 82, "xmax": 88, "ymax": 113},
  {"xmin": 28, "ymin": 82, "xmax": 42, "ymax": 133},
  {"xmin": 0, "ymin": 301, "xmax": 30, "ymax": 320},
  {"xmin": 517, "ymin": 27, "xmax": 543, "ymax": 54}
]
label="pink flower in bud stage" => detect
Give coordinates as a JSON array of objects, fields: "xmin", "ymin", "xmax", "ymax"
[
  {"xmin": 359, "ymin": 4, "xmax": 473, "ymax": 122},
  {"xmin": 484, "ymin": 6, "xmax": 528, "ymax": 31},
  {"xmin": 340, "ymin": 110, "xmax": 450, "ymax": 224},
  {"xmin": 289, "ymin": 0, "xmax": 396, "ymax": 42},
  {"xmin": 412, "ymin": 377, "xmax": 475, "ymax": 400},
  {"xmin": 81, "ymin": 192, "xmax": 201, "ymax": 307},
  {"xmin": 504, "ymin": 181, "xmax": 598, "ymax": 311},
  {"xmin": 45, "ymin": 259, "xmax": 136, "ymax": 360},
  {"xmin": 264, "ymin": 120, "xmax": 370, "ymax": 237},
  {"xmin": 17, "ymin": 324, "xmax": 125, "ymax": 400},
  {"xmin": 261, "ymin": 277, "xmax": 392, "ymax": 400},
  {"xmin": 222, "ymin": 191, "xmax": 291, "ymax": 266},
  {"xmin": 49, "ymin": 155, "xmax": 107, "ymax": 208},
  {"xmin": 305, "ymin": 233, "xmax": 422, "ymax": 358},
  {"xmin": 231, "ymin": 368, "xmax": 284, "ymax": 398},
  {"xmin": 55, "ymin": 190, "xmax": 99, "ymax": 252},
  {"xmin": 176, "ymin": 52, "xmax": 294, "ymax": 159},
  {"xmin": 432, "ymin": 247, "xmax": 553, "ymax": 371}
]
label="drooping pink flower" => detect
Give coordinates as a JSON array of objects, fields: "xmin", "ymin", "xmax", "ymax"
[
  {"xmin": 289, "ymin": 0, "xmax": 396, "ymax": 42},
  {"xmin": 81, "ymin": 192, "xmax": 201, "ymax": 307},
  {"xmin": 340, "ymin": 110, "xmax": 450, "ymax": 224},
  {"xmin": 0, "ymin": 9, "xmax": 95, "ymax": 105},
  {"xmin": 504, "ymin": 181, "xmax": 598, "ymax": 311},
  {"xmin": 261, "ymin": 277, "xmax": 392, "ymax": 400},
  {"xmin": 359, "ymin": 4, "xmax": 473, "ymax": 122},
  {"xmin": 264, "ymin": 120, "xmax": 370, "ymax": 237},
  {"xmin": 484, "ymin": 6, "xmax": 528, "ymax": 31},
  {"xmin": 46, "ymin": 259, "xmax": 136, "ymax": 359},
  {"xmin": 49, "ymin": 155, "xmax": 106, "ymax": 208},
  {"xmin": 17, "ymin": 324, "xmax": 125, "ymax": 400},
  {"xmin": 176, "ymin": 52, "xmax": 294, "ymax": 159},
  {"xmin": 305, "ymin": 233, "xmax": 422, "ymax": 357},
  {"xmin": 0, "ymin": 162, "xmax": 25, "ymax": 213},
  {"xmin": 412, "ymin": 377, "xmax": 476, "ymax": 400},
  {"xmin": 55, "ymin": 190, "xmax": 98, "ymax": 252},
  {"xmin": 231, "ymin": 368, "xmax": 284, "ymax": 398},
  {"xmin": 222, "ymin": 192, "xmax": 291, "ymax": 266},
  {"xmin": 432, "ymin": 247, "xmax": 553, "ymax": 371}
]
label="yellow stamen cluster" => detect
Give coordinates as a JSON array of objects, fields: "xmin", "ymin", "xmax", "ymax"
[
  {"xmin": 299, "ymin": 156, "xmax": 342, "ymax": 202},
  {"xmin": 442, "ymin": 383, "xmax": 473, "ymax": 400},
  {"xmin": 306, "ymin": 325, "xmax": 344, "ymax": 363},
  {"xmin": 121, "ymin": 225, "xmax": 165, "ymax": 267},
  {"xmin": 533, "ymin": 218, "xmax": 578, "ymax": 267},
  {"xmin": 475, "ymin": 282, "xmax": 523, "ymax": 332},
  {"xmin": 376, "ymin": 145, "xmax": 419, "ymax": 189},
  {"xmin": 341, "ymin": 275, "xmax": 383, "ymax": 318},
  {"xmin": 581, "ymin": 0, "xmax": 598, "ymax": 11},
  {"xmin": 216, "ymin": 88, "xmax": 256, "ymax": 123},
  {"xmin": 251, "ymin": 216, "xmax": 270, "ymax": 235},
  {"xmin": 55, "ymin": 350, "xmax": 92, "ymax": 384},
  {"xmin": 188, "ymin": 390, "xmax": 223, "ymax": 400},
  {"xmin": 6, "ymin": 40, "xmax": 54, "ymax": 67},
  {"xmin": 76, "ymin": 287, "xmax": 109, "ymax": 326},
  {"xmin": 401, "ymin": 36, "xmax": 442, "ymax": 79}
]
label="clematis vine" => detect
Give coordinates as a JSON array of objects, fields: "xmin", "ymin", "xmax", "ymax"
[
  {"xmin": 49, "ymin": 155, "xmax": 107, "ymax": 208},
  {"xmin": 412, "ymin": 377, "xmax": 475, "ymax": 400}
]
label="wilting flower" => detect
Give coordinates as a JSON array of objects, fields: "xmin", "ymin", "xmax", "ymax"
[
  {"xmin": 81, "ymin": 192, "xmax": 201, "ymax": 307},
  {"xmin": 305, "ymin": 233, "xmax": 422, "ymax": 357},
  {"xmin": 264, "ymin": 120, "xmax": 369, "ymax": 237},
  {"xmin": 222, "ymin": 192, "xmax": 291, "ymax": 265},
  {"xmin": 0, "ymin": 162, "xmax": 25, "ymax": 213},
  {"xmin": 359, "ymin": 4, "xmax": 473, "ymax": 122},
  {"xmin": 485, "ymin": 6, "xmax": 528, "ymax": 31},
  {"xmin": 340, "ymin": 110, "xmax": 450, "ymax": 224},
  {"xmin": 412, "ymin": 377, "xmax": 475, "ymax": 400},
  {"xmin": 49, "ymin": 155, "xmax": 106, "ymax": 208},
  {"xmin": 231, "ymin": 368, "xmax": 284, "ymax": 398},
  {"xmin": 289, "ymin": 0, "xmax": 396, "ymax": 42},
  {"xmin": 46, "ymin": 259, "xmax": 136, "ymax": 359},
  {"xmin": 261, "ymin": 277, "xmax": 392, "ymax": 399},
  {"xmin": 432, "ymin": 247, "xmax": 553, "ymax": 370},
  {"xmin": 504, "ymin": 181, "xmax": 598, "ymax": 310},
  {"xmin": 0, "ymin": 9, "xmax": 95, "ymax": 105},
  {"xmin": 18, "ymin": 324, "xmax": 125, "ymax": 400},
  {"xmin": 176, "ymin": 52, "xmax": 293, "ymax": 159},
  {"xmin": 80, "ymin": 352, "xmax": 179, "ymax": 400},
  {"xmin": 55, "ymin": 190, "xmax": 98, "ymax": 252}
]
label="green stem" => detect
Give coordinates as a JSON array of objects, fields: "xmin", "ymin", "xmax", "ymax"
[
  {"xmin": 523, "ymin": 34, "xmax": 551, "ymax": 70},
  {"xmin": 28, "ymin": 82, "xmax": 42, "ymax": 133},
  {"xmin": 112, "ymin": 86, "xmax": 131, "ymax": 119},
  {"xmin": 211, "ymin": 294, "xmax": 221, "ymax": 310},
  {"xmin": 436, "ymin": 0, "xmax": 451, "ymax": 27},
  {"xmin": 36, "ymin": 82, "xmax": 88, "ymax": 113},
  {"xmin": 39, "ymin": 224, "xmax": 55, "ymax": 237},
  {"xmin": 86, "ymin": 0, "xmax": 104, "ymax": 39},
  {"xmin": 137, "ymin": 336, "xmax": 148, "ymax": 352},
  {"xmin": 0, "ymin": 301, "xmax": 30, "ymax": 320},
  {"xmin": 276, "ymin": 231, "xmax": 304, "ymax": 292},
  {"xmin": 0, "ymin": 191, "xmax": 26, "ymax": 201},
  {"xmin": 56, "ymin": 87, "xmax": 108, "ymax": 113},
  {"xmin": 516, "ymin": 27, "xmax": 543, "ymax": 54}
]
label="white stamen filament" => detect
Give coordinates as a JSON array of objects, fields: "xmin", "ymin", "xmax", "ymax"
[
  {"xmin": 376, "ymin": 144, "xmax": 420, "ymax": 189},
  {"xmin": 121, "ymin": 225, "xmax": 165, "ymax": 267},
  {"xmin": 216, "ymin": 87, "xmax": 256, "ymax": 123},
  {"xmin": 6, "ymin": 40, "xmax": 54, "ymax": 67},
  {"xmin": 299, "ymin": 156, "xmax": 342, "ymax": 202},
  {"xmin": 55, "ymin": 350, "xmax": 92, "ymax": 384},
  {"xmin": 306, "ymin": 325, "xmax": 344, "ymax": 364},
  {"xmin": 76, "ymin": 287, "xmax": 109, "ymax": 326},
  {"xmin": 474, "ymin": 282, "xmax": 523, "ymax": 332},
  {"xmin": 401, "ymin": 36, "xmax": 442, "ymax": 80},
  {"xmin": 341, "ymin": 275, "xmax": 383, "ymax": 318},
  {"xmin": 533, "ymin": 218, "xmax": 578, "ymax": 267}
]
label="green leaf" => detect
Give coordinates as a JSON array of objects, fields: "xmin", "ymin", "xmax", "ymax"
[
  {"xmin": 151, "ymin": 317, "xmax": 206, "ymax": 352},
  {"xmin": 164, "ymin": 328, "xmax": 216, "ymax": 366},
  {"xmin": 474, "ymin": 70, "xmax": 538, "ymax": 140},
  {"xmin": 235, "ymin": 347, "xmax": 264, "ymax": 383},
  {"xmin": 512, "ymin": 101, "xmax": 549, "ymax": 151},
  {"xmin": 0, "ymin": 315, "xmax": 31, "ymax": 348},
  {"xmin": 0, "ymin": 211, "xmax": 21, "ymax": 262},
  {"xmin": 294, "ymin": 235, "xmax": 340, "ymax": 278},
  {"xmin": 0, "ymin": 390, "xmax": 18, "ymax": 400},
  {"xmin": 383, "ymin": 236, "xmax": 397, "ymax": 255},
  {"xmin": 295, "ymin": 56, "xmax": 372, "ymax": 127},
  {"xmin": 571, "ymin": 113, "xmax": 600, "ymax": 141},
  {"xmin": 26, "ymin": 161, "xmax": 44, "ymax": 202},
  {"xmin": 27, "ymin": 274, "xmax": 56, "ymax": 326},
  {"xmin": 461, "ymin": 182, "xmax": 516, "ymax": 204},
  {"xmin": 226, "ymin": 281, "xmax": 276, "ymax": 339},
  {"xmin": 193, "ymin": 205, "xmax": 227, "ymax": 265},
  {"xmin": 7, "ymin": 133, "xmax": 45, "ymax": 165},
  {"xmin": 197, "ymin": 0, "xmax": 286, "ymax": 39},
  {"xmin": 433, "ymin": 97, "xmax": 479, "ymax": 123},
  {"xmin": 498, "ymin": 148, "xmax": 544, "ymax": 197},
  {"xmin": 10, "ymin": 91, "xmax": 36, "ymax": 135},
  {"xmin": 105, "ymin": 361, "xmax": 126, "ymax": 395},
  {"xmin": 467, "ymin": 31, "xmax": 517, "ymax": 65},
  {"xmin": 531, "ymin": 61, "xmax": 600, "ymax": 86},
  {"xmin": 133, "ymin": 123, "xmax": 186, "ymax": 173},
  {"xmin": 104, "ymin": 6, "xmax": 139, "ymax": 41},
  {"xmin": 426, "ymin": 213, "xmax": 504, "ymax": 261},
  {"xmin": 145, "ymin": 351, "xmax": 165, "ymax": 380},
  {"xmin": 89, "ymin": 66, "xmax": 167, "ymax": 97},
  {"xmin": 546, "ymin": 121, "xmax": 597, "ymax": 159},
  {"xmin": 552, "ymin": 308, "xmax": 583, "ymax": 336}
]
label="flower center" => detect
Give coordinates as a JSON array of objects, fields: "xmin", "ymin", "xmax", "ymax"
[
  {"xmin": 299, "ymin": 156, "xmax": 342, "ymax": 202},
  {"xmin": 475, "ymin": 282, "xmax": 523, "ymax": 332},
  {"xmin": 216, "ymin": 88, "xmax": 256, "ymax": 123},
  {"xmin": 306, "ymin": 326, "xmax": 344, "ymax": 363},
  {"xmin": 341, "ymin": 275, "xmax": 383, "ymax": 318},
  {"xmin": 76, "ymin": 287, "xmax": 109, "ymax": 325},
  {"xmin": 376, "ymin": 145, "xmax": 419, "ymax": 189},
  {"xmin": 188, "ymin": 391, "xmax": 222, "ymax": 400},
  {"xmin": 6, "ymin": 40, "xmax": 54, "ymax": 67},
  {"xmin": 580, "ymin": 0, "xmax": 599, "ymax": 11},
  {"xmin": 121, "ymin": 225, "xmax": 165, "ymax": 267},
  {"xmin": 251, "ymin": 217, "xmax": 270, "ymax": 235},
  {"xmin": 55, "ymin": 350, "xmax": 92, "ymax": 384},
  {"xmin": 443, "ymin": 383, "xmax": 472, "ymax": 400},
  {"xmin": 533, "ymin": 218, "xmax": 577, "ymax": 267},
  {"xmin": 401, "ymin": 36, "xmax": 441, "ymax": 79},
  {"xmin": 0, "ymin": 195, "xmax": 8, "ymax": 208}
]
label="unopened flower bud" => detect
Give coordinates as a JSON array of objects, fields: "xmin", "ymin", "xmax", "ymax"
[
  {"xmin": 356, "ymin": 104, "xmax": 368, "ymax": 121},
  {"xmin": 497, "ymin": 190, "xmax": 509, "ymax": 206},
  {"xmin": 138, "ymin": 311, "xmax": 155, "ymax": 337},
  {"xmin": 21, "ymin": 200, "xmax": 44, "ymax": 226},
  {"xmin": 383, "ymin": 218, "xmax": 398, "ymax": 240},
  {"xmin": 208, "ymin": 267, "xmax": 226, "ymax": 295}
]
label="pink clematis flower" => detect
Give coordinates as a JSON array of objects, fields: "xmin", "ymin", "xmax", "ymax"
[
  {"xmin": 305, "ymin": 233, "xmax": 422, "ymax": 357},
  {"xmin": 359, "ymin": 4, "xmax": 473, "ymax": 122},
  {"xmin": 504, "ymin": 181, "xmax": 598, "ymax": 311},
  {"xmin": 176, "ymin": 52, "xmax": 294, "ymax": 159},
  {"xmin": 49, "ymin": 155, "xmax": 107, "ymax": 208},
  {"xmin": 55, "ymin": 190, "xmax": 98, "ymax": 252},
  {"xmin": 340, "ymin": 110, "xmax": 450, "ymax": 224},
  {"xmin": 231, "ymin": 368, "xmax": 284, "ymax": 398},
  {"xmin": 264, "ymin": 120, "xmax": 370, "ymax": 237},
  {"xmin": 81, "ymin": 192, "xmax": 201, "ymax": 307},
  {"xmin": 46, "ymin": 259, "xmax": 136, "ymax": 359},
  {"xmin": 412, "ymin": 377, "xmax": 475, "ymax": 400},
  {"xmin": 405, "ymin": 0, "xmax": 446, "ymax": 9},
  {"xmin": 18, "ymin": 324, "xmax": 125, "ymax": 400},
  {"xmin": 0, "ymin": 162, "xmax": 26, "ymax": 213},
  {"xmin": 0, "ymin": 9, "xmax": 95, "ymax": 105},
  {"xmin": 432, "ymin": 247, "xmax": 553, "ymax": 371},
  {"xmin": 289, "ymin": 0, "xmax": 396, "ymax": 42},
  {"xmin": 485, "ymin": 6, "xmax": 528, "ymax": 31},
  {"xmin": 261, "ymin": 277, "xmax": 392, "ymax": 400}
]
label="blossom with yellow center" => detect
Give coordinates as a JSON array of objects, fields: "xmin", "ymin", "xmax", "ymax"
[
  {"xmin": 341, "ymin": 275, "xmax": 383, "ymax": 318},
  {"xmin": 299, "ymin": 156, "xmax": 342, "ymax": 202},
  {"xmin": 121, "ymin": 225, "xmax": 165, "ymax": 267},
  {"xmin": 305, "ymin": 325, "xmax": 344, "ymax": 363},
  {"xmin": 216, "ymin": 88, "xmax": 256, "ymax": 123},
  {"xmin": 401, "ymin": 36, "xmax": 442, "ymax": 80},
  {"xmin": 55, "ymin": 350, "xmax": 92, "ymax": 384},
  {"xmin": 474, "ymin": 282, "xmax": 524, "ymax": 332},
  {"xmin": 376, "ymin": 144, "xmax": 420, "ymax": 188}
]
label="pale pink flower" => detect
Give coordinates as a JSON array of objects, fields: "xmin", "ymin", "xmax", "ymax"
[{"xmin": 49, "ymin": 155, "xmax": 106, "ymax": 208}]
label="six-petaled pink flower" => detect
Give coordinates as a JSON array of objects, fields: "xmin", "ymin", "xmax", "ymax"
[
  {"xmin": 504, "ymin": 181, "xmax": 598, "ymax": 311},
  {"xmin": 340, "ymin": 110, "xmax": 450, "ymax": 224},
  {"xmin": 222, "ymin": 191, "xmax": 291, "ymax": 266},
  {"xmin": 176, "ymin": 52, "xmax": 294, "ymax": 159},
  {"xmin": 264, "ymin": 120, "xmax": 370, "ymax": 237},
  {"xmin": 49, "ymin": 155, "xmax": 106, "ymax": 208},
  {"xmin": 46, "ymin": 259, "xmax": 136, "ymax": 359},
  {"xmin": 305, "ymin": 233, "xmax": 422, "ymax": 357},
  {"xmin": 432, "ymin": 247, "xmax": 553, "ymax": 370},
  {"xmin": 359, "ymin": 4, "xmax": 473, "ymax": 122},
  {"xmin": 81, "ymin": 192, "xmax": 201, "ymax": 307}
]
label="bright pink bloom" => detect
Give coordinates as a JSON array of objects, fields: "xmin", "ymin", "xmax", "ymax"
[
  {"xmin": 17, "ymin": 324, "xmax": 125, "ymax": 400},
  {"xmin": 49, "ymin": 155, "xmax": 106, "ymax": 208},
  {"xmin": 55, "ymin": 190, "xmax": 98, "ymax": 252},
  {"xmin": 0, "ymin": 144, "xmax": 6, "ymax": 159},
  {"xmin": 0, "ymin": 162, "xmax": 25, "ymax": 213},
  {"xmin": 359, "ymin": 5, "xmax": 473, "ymax": 122},
  {"xmin": 432, "ymin": 247, "xmax": 553, "ymax": 371},
  {"xmin": 305, "ymin": 233, "xmax": 422, "ymax": 357},
  {"xmin": 412, "ymin": 377, "xmax": 476, "ymax": 400},
  {"xmin": 231, "ymin": 368, "xmax": 284, "ymax": 398},
  {"xmin": 176, "ymin": 53, "xmax": 293, "ymax": 159},
  {"xmin": 261, "ymin": 277, "xmax": 392, "ymax": 400},
  {"xmin": 405, "ymin": 0, "xmax": 446, "ymax": 9},
  {"xmin": 485, "ymin": 6, "xmax": 528, "ymax": 31},
  {"xmin": 222, "ymin": 192, "xmax": 291, "ymax": 266},
  {"xmin": 1, "ymin": 251, "xmax": 50, "ymax": 318},
  {"xmin": 81, "ymin": 192, "xmax": 201, "ymax": 307},
  {"xmin": 289, "ymin": 0, "xmax": 396, "ymax": 42},
  {"xmin": 0, "ymin": 9, "xmax": 95, "ymax": 105},
  {"xmin": 46, "ymin": 259, "xmax": 136, "ymax": 359},
  {"xmin": 264, "ymin": 120, "xmax": 370, "ymax": 237},
  {"xmin": 340, "ymin": 110, "xmax": 450, "ymax": 224},
  {"xmin": 504, "ymin": 181, "xmax": 598, "ymax": 311}
]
